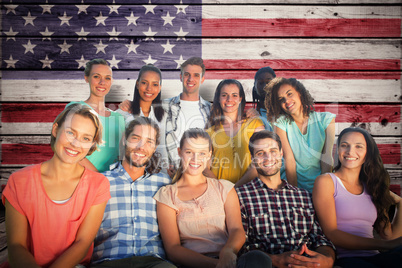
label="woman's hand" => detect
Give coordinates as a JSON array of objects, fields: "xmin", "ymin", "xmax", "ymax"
[
  {"xmin": 118, "ymin": 99, "xmax": 131, "ymax": 112},
  {"xmin": 217, "ymin": 249, "xmax": 237, "ymax": 268},
  {"xmin": 245, "ymin": 108, "xmax": 259, "ymax": 119}
]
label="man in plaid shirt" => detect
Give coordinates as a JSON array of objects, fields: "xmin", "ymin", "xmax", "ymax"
[
  {"xmin": 92, "ymin": 117, "xmax": 175, "ymax": 268},
  {"xmin": 236, "ymin": 131, "xmax": 335, "ymax": 268}
]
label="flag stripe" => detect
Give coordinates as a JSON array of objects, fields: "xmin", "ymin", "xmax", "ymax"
[
  {"xmin": 2, "ymin": 103, "xmax": 400, "ymax": 123},
  {"xmin": 202, "ymin": 19, "xmax": 401, "ymax": 37}
]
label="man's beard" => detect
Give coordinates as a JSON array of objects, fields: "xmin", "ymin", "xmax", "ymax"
[
  {"xmin": 255, "ymin": 165, "xmax": 280, "ymax": 177},
  {"xmin": 125, "ymin": 149, "xmax": 151, "ymax": 168}
]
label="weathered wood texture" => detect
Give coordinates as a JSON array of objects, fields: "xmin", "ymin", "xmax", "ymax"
[{"xmin": 1, "ymin": 2, "xmax": 401, "ymax": 189}]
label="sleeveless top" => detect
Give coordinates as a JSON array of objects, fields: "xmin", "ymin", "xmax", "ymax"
[{"xmin": 328, "ymin": 173, "xmax": 379, "ymax": 258}]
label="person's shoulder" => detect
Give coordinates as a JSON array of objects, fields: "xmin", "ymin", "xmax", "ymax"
[
  {"xmin": 236, "ymin": 178, "xmax": 258, "ymax": 195},
  {"xmin": 102, "ymin": 162, "xmax": 124, "ymax": 180},
  {"xmin": 9, "ymin": 164, "xmax": 39, "ymax": 181},
  {"xmin": 149, "ymin": 171, "xmax": 171, "ymax": 184},
  {"xmin": 85, "ymin": 168, "xmax": 108, "ymax": 181}
]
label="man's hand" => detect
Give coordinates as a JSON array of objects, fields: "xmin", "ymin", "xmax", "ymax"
[{"xmin": 290, "ymin": 244, "xmax": 334, "ymax": 268}]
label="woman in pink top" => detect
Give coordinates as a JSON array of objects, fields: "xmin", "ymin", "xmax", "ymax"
[
  {"xmin": 313, "ymin": 127, "xmax": 402, "ymax": 267},
  {"xmin": 154, "ymin": 128, "xmax": 245, "ymax": 268},
  {"xmin": 3, "ymin": 103, "xmax": 111, "ymax": 268}
]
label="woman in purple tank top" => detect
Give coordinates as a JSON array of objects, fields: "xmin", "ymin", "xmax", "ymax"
[{"xmin": 313, "ymin": 127, "xmax": 402, "ymax": 268}]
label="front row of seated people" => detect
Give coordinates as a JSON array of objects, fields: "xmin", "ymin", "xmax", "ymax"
[{"xmin": 3, "ymin": 103, "xmax": 402, "ymax": 267}]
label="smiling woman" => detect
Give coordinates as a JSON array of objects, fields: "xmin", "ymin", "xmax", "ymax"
[
  {"xmin": 67, "ymin": 59, "xmax": 125, "ymax": 173},
  {"xmin": 2, "ymin": 103, "xmax": 111, "ymax": 268}
]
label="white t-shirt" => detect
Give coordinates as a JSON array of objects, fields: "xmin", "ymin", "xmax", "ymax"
[{"xmin": 175, "ymin": 99, "xmax": 206, "ymax": 142}]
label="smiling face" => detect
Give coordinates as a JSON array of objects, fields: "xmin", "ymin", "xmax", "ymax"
[
  {"xmin": 277, "ymin": 84, "xmax": 302, "ymax": 116},
  {"xmin": 178, "ymin": 137, "xmax": 211, "ymax": 176},
  {"xmin": 255, "ymin": 72, "xmax": 275, "ymax": 97},
  {"xmin": 85, "ymin": 64, "xmax": 113, "ymax": 98},
  {"xmin": 338, "ymin": 131, "xmax": 367, "ymax": 170},
  {"xmin": 52, "ymin": 114, "xmax": 96, "ymax": 164},
  {"xmin": 180, "ymin": 64, "xmax": 205, "ymax": 96},
  {"xmin": 136, "ymin": 70, "xmax": 161, "ymax": 104},
  {"xmin": 252, "ymin": 138, "xmax": 283, "ymax": 177},
  {"xmin": 219, "ymin": 83, "xmax": 242, "ymax": 117},
  {"xmin": 124, "ymin": 124, "xmax": 157, "ymax": 168}
]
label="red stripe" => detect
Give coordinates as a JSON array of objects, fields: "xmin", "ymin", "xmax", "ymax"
[
  {"xmin": 206, "ymin": 70, "xmax": 401, "ymax": 79},
  {"xmin": 202, "ymin": 19, "xmax": 401, "ymax": 37},
  {"xmin": 204, "ymin": 60, "xmax": 401, "ymax": 71},
  {"xmin": 3, "ymin": 103, "xmax": 401, "ymax": 123},
  {"xmin": 1, "ymin": 143, "xmax": 399, "ymax": 165}
]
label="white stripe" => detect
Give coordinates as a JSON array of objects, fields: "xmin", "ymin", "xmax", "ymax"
[{"xmin": 202, "ymin": 39, "xmax": 401, "ymax": 59}]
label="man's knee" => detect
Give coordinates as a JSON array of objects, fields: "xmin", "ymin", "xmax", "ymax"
[{"xmin": 237, "ymin": 250, "xmax": 272, "ymax": 268}]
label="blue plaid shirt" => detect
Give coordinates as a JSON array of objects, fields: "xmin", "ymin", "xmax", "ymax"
[{"xmin": 92, "ymin": 162, "xmax": 171, "ymax": 263}]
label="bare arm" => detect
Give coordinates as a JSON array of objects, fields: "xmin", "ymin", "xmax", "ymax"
[
  {"xmin": 276, "ymin": 127, "xmax": 297, "ymax": 187},
  {"xmin": 49, "ymin": 201, "xmax": 107, "ymax": 268},
  {"xmin": 313, "ymin": 174, "xmax": 402, "ymax": 251},
  {"xmin": 79, "ymin": 158, "xmax": 98, "ymax": 172},
  {"xmin": 217, "ymin": 189, "xmax": 246, "ymax": 268},
  {"xmin": 118, "ymin": 99, "xmax": 131, "ymax": 112},
  {"xmin": 156, "ymin": 202, "xmax": 218, "ymax": 268},
  {"xmin": 381, "ymin": 191, "xmax": 402, "ymax": 240},
  {"xmin": 320, "ymin": 118, "xmax": 335, "ymax": 174},
  {"xmin": 5, "ymin": 199, "xmax": 41, "ymax": 268}
]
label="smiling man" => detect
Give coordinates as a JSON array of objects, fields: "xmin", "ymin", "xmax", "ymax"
[
  {"xmin": 236, "ymin": 130, "xmax": 336, "ymax": 268},
  {"xmin": 92, "ymin": 117, "xmax": 175, "ymax": 268},
  {"xmin": 163, "ymin": 57, "xmax": 211, "ymax": 177}
]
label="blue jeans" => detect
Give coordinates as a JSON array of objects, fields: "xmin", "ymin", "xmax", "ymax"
[
  {"xmin": 335, "ymin": 245, "xmax": 402, "ymax": 268},
  {"xmin": 237, "ymin": 250, "xmax": 272, "ymax": 268}
]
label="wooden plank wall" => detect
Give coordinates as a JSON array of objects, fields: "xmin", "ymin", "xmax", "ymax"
[{"xmin": 1, "ymin": 0, "xmax": 401, "ymax": 194}]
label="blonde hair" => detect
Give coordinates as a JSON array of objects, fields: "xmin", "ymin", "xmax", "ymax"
[{"xmin": 51, "ymin": 103, "xmax": 103, "ymax": 156}]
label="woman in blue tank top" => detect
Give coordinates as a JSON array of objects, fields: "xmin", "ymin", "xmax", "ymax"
[{"xmin": 313, "ymin": 127, "xmax": 402, "ymax": 268}]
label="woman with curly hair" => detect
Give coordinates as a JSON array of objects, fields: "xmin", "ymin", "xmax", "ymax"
[
  {"xmin": 313, "ymin": 127, "xmax": 402, "ymax": 267},
  {"xmin": 265, "ymin": 77, "xmax": 335, "ymax": 192},
  {"xmin": 205, "ymin": 79, "xmax": 264, "ymax": 184}
]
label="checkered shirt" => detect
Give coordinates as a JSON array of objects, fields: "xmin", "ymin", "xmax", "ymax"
[
  {"xmin": 163, "ymin": 94, "xmax": 211, "ymax": 168},
  {"xmin": 236, "ymin": 178, "xmax": 334, "ymax": 255},
  {"xmin": 92, "ymin": 162, "xmax": 171, "ymax": 263}
]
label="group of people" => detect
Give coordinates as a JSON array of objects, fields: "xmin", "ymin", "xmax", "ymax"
[{"xmin": 2, "ymin": 57, "xmax": 402, "ymax": 268}]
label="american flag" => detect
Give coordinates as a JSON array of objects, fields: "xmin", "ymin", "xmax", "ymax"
[{"xmin": 2, "ymin": 1, "xmax": 202, "ymax": 70}]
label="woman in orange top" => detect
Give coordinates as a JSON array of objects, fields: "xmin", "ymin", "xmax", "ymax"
[{"xmin": 3, "ymin": 103, "xmax": 110, "ymax": 268}]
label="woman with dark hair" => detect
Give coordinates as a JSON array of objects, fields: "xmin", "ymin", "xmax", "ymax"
[
  {"xmin": 117, "ymin": 64, "xmax": 165, "ymax": 124},
  {"xmin": 264, "ymin": 77, "xmax": 335, "ymax": 192},
  {"xmin": 313, "ymin": 127, "xmax": 402, "ymax": 267},
  {"xmin": 205, "ymin": 79, "xmax": 264, "ymax": 184},
  {"xmin": 252, "ymin": 66, "xmax": 276, "ymax": 130}
]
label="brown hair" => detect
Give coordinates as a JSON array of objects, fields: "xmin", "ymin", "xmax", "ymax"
[{"xmin": 180, "ymin": 57, "xmax": 205, "ymax": 77}]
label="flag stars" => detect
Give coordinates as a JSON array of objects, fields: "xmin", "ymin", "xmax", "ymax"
[
  {"xmin": 76, "ymin": 55, "xmax": 89, "ymax": 69},
  {"xmin": 5, "ymin": 27, "xmax": 19, "ymax": 41},
  {"xmin": 143, "ymin": 55, "xmax": 157, "ymax": 65},
  {"xmin": 162, "ymin": 12, "xmax": 175, "ymax": 26},
  {"xmin": 23, "ymin": 12, "xmax": 37, "ymax": 26},
  {"xmin": 5, "ymin": 55, "xmax": 18, "ymax": 68},
  {"xmin": 174, "ymin": 55, "xmax": 185, "ymax": 69},
  {"xmin": 175, "ymin": 1, "xmax": 188, "ymax": 14},
  {"xmin": 108, "ymin": 55, "xmax": 121, "ymax": 69},
  {"xmin": 126, "ymin": 12, "xmax": 139, "ymax": 26},
  {"xmin": 108, "ymin": 5, "xmax": 121, "ymax": 14},
  {"xmin": 161, "ymin": 40, "xmax": 175, "ymax": 54},
  {"xmin": 107, "ymin": 27, "xmax": 121, "ymax": 41},
  {"xmin": 22, "ymin": 40, "xmax": 36, "ymax": 54},
  {"xmin": 94, "ymin": 12, "xmax": 108, "ymax": 26},
  {"xmin": 144, "ymin": 0, "xmax": 157, "ymax": 15},
  {"xmin": 40, "ymin": 27, "xmax": 54, "ymax": 41},
  {"xmin": 40, "ymin": 4, "xmax": 54, "ymax": 14},
  {"xmin": 126, "ymin": 40, "xmax": 140, "ymax": 54},
  {"xmin": 59, "ymin": 12, "xmax": 73, "ymax": 26},
  {"xmin": 94, "ymin": 40, "xmax": 108, "ymax": 54},
  {"xmin": 75, "ymin": 27, "xmax": 90, "ymax": 41},
  {"xmin": 76, "ymin": 4, "xmax": 90, "ymax": 14},
  {"xmin": 40, "ymin": 55, "xmax": 54, "ymax": 69},
  {"xmin": 143, "ymin": 27, "xmax": 157, "ymax": 41},
  {"xmin": 5, "ymin": 5, "xmax": 18, "ymax": 15},
  {"xmin": 174, "ymin": 27, "xmax": 188, "ymax": 41},
  {"xmin": 58, "ymin": 40, "xmax": 72, "ymax": 54}
]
